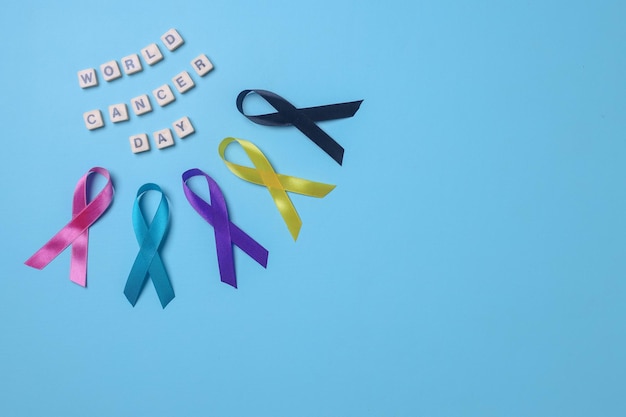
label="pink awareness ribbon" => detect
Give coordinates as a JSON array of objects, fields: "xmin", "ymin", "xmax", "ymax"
[{"xmin": 24, "ymin": 167, "xmax": 114, "ymax": 286}]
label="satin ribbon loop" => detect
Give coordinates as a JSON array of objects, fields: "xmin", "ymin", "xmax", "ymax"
[
  {"xmin": 182, "ymin": 168, "xmax": 268, "ymax": 288},
  {"xmin": 24, "ymin": 167, "xmax": 114, "ymax": 287},
  {"xmin": 124, "ymin": 183, "xmax": 175, "ymax": 309},
  {"xmin": 218, "ymin": 137, "xmax": 335, "ymax": 240},
  {"xmin": 236, "ymin": 89, "xmax": 363, "ymax": 165}
]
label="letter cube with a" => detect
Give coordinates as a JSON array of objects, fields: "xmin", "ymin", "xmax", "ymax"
[
  {"xmin": 109, "ymin": 103, "xmax": 129, "ymax": 123},
  {"xmin": 153, "ymin": 128, "xmax": 175, "ymax": 149}
]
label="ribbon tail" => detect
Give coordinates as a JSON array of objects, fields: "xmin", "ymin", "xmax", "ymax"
[
  {"xmin": 148, "ymin": 253, "xmax": 175, "ymax": 308},
  {"xmin": 69, "ymin": 230, "xmax": 89, "ymax": 287},
  {"xmin": 230, "ymin": 224, "xmax": 269, "ymax": 268},
  {"xmin": 293, "ymin": 118, "xmax": 345, "ymax": 165},
  {"xmin": 269, "ymin": 187, "xmax": 302, "ymax": 240}
]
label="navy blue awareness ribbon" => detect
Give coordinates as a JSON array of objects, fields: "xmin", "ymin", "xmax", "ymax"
[{"xmin": 236, "ymin": 89, "xmax": 363, "ymax": 165}]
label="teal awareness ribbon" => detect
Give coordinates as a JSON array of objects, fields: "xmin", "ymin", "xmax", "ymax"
[{"xmin": 124, "ymin": 183, "xmax": 175, "ymax": 309}]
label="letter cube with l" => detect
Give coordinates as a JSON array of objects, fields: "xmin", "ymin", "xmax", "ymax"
[{"xmin": 141, "ymin": 43, "xmax": 163, "ymax": 65}]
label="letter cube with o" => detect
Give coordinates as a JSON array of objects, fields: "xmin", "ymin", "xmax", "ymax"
[{"xmin": 100, "ymin": 60, "xmax": 122, "ymax": 82}]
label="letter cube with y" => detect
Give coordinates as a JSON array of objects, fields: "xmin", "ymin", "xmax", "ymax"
[
  {"xmin": 153, "ymin": 84, "xmax": 175, "ymax": 107},
  {"xmin": 121, "ymin": 54, "xmax": 142, "ymax": 75},
  {"xmin": 100, "ymin": 60, "xmax": 122, "ymax": 82},
  {"xmin": 172, "ymin": 71, "xmax": 195, "ymax": 94},
  {"xmin": 83, "ymin": 110, "xmax": 104, "ymax": 130},
  {"xmin": 172, "ymin": 116, "xmax": 195, "ymax": 139},
  {"xmin": 191, "ymin": 54, "xmax": 213, "ymax": 77},
  {"xmin": 141, "ymin": 43, "xmax": 163, "ymax": 65},
  {"xmin": 130, "ymin": 133, "xmax": 150, "ymax": 153},
  {"xmin": 77, "ymin": 68, "xmax": 98, "ymax": 88},
  {"xmin": 154, "ymin": 128, "xmax": 175, "ymax": 149},
  {"xmin": 131, "ymin": 94, "xmax": 152, "ymax": 116},
  {"xmin": 161, "ymin": 28, "xmax": 184, "ymax": 51},
  {"xmin": 109, "ymin": 103, "xmax": 129, "ymax": 123}
]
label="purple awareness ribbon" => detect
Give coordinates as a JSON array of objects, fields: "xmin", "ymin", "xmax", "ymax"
[{"xmin": 182, "ymin": 168, "xmax": 268, "ymax": 288}]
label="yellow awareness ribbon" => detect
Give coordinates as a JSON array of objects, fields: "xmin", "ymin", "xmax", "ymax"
[{"xmin": 218, "ymin": 137, "xmax": 336, "ymax": 240}]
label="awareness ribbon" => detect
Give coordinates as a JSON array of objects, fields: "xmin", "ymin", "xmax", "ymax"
[
  {"xmin": 236, "ymin": 89, "xmax": 363, "ymax": 165},
  {"xmin": 182, "ymin": 168, "xmax": 269, "ymax": 288},
  {"xmin": 218, "ymin": 137, "xmax": 336, "ymax": 241},
  {"xmin": 24, "ymin": 167, "xmax": 114, "ymax": 287},
  {"xmin": 124, "ymin": 183, "xmax": 175, "ymax": 309}
]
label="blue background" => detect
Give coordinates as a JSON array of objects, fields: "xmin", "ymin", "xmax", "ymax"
[{"xmin": 1, "ymin": 1, "xmax": 625, "ymax": 416}]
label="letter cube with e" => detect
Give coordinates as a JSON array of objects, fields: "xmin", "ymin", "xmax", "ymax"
[
  {"xmin": 100, "ymin": 60, "xmax": 122, "ymax": 82},
  {"xmin": 77, "ymin": 68, "xmax": 98, "ymax": 88},
  {"xmin": 191, "ymin": 54, "xmax": 213, "ymax": 77},
  {"xmin": 161, "ymin": 28, "xmax": 184, "ymax": 51},
  {"xmin": 83, "ymin": 109, "xmax": 104, "ymax": 130},
  {"xmin": 130, "ymin": 133, "xmax": 150, "ymax": 153},
  {"xmin": 172, "ymin": 116, "xmax": 195, "ymax": 139},
  {"xmin": 153, "ymin": 84, "xmax": 175, "ymax": 107},
  {"xmin": 154, "ymin": 128, "xmax": 175, "ymax": 149},
  {"xmin": 172, "ymin": 71, "xmax": 195, "ymax": 94}
]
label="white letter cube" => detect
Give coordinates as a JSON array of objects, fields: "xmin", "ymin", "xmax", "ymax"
[
  {"xmin": 130, "ymin": 133, "xmax": 150, "ymax": 153},
  {"xmin": 77, "ymin": 68, "xmax": 98, "ymax": 88},
  {"xmin": 141, "ymin": 43, "xmax": 163, "ymax": 66},
  {"xmin": 152, "ymin": 84, "xmax": 175, "ymax": 107},
  {"xmin": 172, "ymin": 116, "xmax": 195, "ymax": 138},
  {"xmin": 172, "ymin": 71, "xmax": 195, "ymax": 94},
  {"xmin": 191, "ymin": 54, "xmax": 214, "ymax": 77},
  {"xmin": 83, "ymin": 109, "xmax": 104, "ymax": 130},
  {"xmin": 100, "ymin": 60, "xmax": 122, "ymax": 82},
  {"xmin": 154, "ymin": 128, "xmax": 175, "ymax": 149}
]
